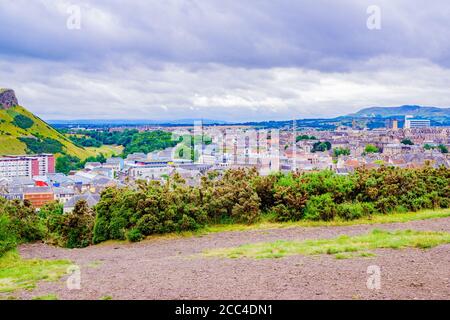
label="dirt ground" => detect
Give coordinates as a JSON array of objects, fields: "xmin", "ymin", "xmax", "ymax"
[{"xmin": 11, "ymin": 217, "xmax": 450, "ymax": 300}]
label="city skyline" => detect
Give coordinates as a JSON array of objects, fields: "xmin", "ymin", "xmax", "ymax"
[{"xmin": 1, "ymin": 1, "xmax": 450, "ymax": 121}]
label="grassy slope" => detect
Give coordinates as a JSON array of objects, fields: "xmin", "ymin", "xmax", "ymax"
[
  {"xmin": 0, "ymin": 106, "xmax": 105, "ymax": 159},
  {"xmin": 203, "ymin": 229, "xmax": 450, "ymax": 259}
]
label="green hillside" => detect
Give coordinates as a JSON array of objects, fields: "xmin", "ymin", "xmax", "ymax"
[
  {"xmin": 0, "ymin": 105, "xmax": 96, "ymax": 159},
  {"xmin": 350, "ymin": 105, "xmax": 450, "ymax": 118}
]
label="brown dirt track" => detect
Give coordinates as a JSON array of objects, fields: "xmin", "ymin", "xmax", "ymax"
[{"xmin": 12, "ymin": 217, "xmax": 450, "ymax": 300}]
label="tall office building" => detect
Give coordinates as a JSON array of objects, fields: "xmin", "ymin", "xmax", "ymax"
[{"xmin": 404, "ymin": 115, "xmax": 430, "ymax": 129}]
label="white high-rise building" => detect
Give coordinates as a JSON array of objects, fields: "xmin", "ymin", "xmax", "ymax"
[{"xmin": 404, "ymin": 115, "xmax": 430, "ymax": 129}]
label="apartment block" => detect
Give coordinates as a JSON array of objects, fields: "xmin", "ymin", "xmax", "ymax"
[{"xmin": 0, "ymin": 154, "xmax": 55, "ymax": 178}]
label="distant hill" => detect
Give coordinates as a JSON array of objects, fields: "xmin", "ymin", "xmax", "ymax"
[
  {"xmin": 47, "ymin": 118, "xmax": 229, "ymax": 126},
  {"xmin": 349, "ymin": 105, "xmax": 450, "ymax": 118},
  {"xmin": 0, "ymin": 88, "xmax": 96, "ymax": 158}
]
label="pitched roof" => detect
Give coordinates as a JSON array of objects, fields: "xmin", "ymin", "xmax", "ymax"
[{"xmin": 64, "ymin": 193, "xmax": 100, "ymax": 208}]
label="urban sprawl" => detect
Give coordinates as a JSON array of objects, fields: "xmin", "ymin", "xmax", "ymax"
[{"xmin": 1, "ymin": 115, "xmax": 448, "ymax": 212}]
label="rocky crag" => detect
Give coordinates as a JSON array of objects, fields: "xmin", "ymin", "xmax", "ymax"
[{"xmin": 0, "ymin": 88, "xmax": 19, "ymax": 109}]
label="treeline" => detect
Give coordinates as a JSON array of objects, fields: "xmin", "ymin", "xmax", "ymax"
[
  {"xmin": 67, "ymin": 129, "xmax": 179, "ymax": 157},
  {"xmin": 19, "ymin": 136, "xmax": 64, "ymax": 154},
  {"xmin": 68, "ymin": 129, "xmax": 179, "ymax": 156},
  {"xmin": 69, "ymin": 135, "xmax": 102, "ymax": 147},
  {"xmin": 55, "ymin": 130, "xmax": 180, "ymax": 173},
  {"xmin": 2, "ymin": 166, "xmax": 447, "ymax": 255},
  {"xmin": 55, "ymin": 153, "xmax": 107, "ymax": 174}
]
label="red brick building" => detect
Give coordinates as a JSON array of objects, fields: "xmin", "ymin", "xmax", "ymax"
[{"xmin": 23, "ymin": 187, "xmax": 54, "ymax": 208}]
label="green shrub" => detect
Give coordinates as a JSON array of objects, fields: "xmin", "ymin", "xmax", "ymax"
[
  {"xmin": 40, "ymin": 202, "xmax": 65, "ymax": 246},
  {"xmin": 60, "ymin": 200, "xmax": 94, "ymax": 248},
  {"xmin": 92, "ymin": 217, "xmax": 109, "ymax": 244},
  {"xmin": 336, "ymin": 202, "xmax": 376, "ymax": 220},
  {"xmin": 135, "ymin": 214, "xmax": 159, "ymax": 235},
  {"xmin": 19, "ymin": 137, "xmax": 63, "ymax": 154},
  {"xmin": 272, "ymin": 174, "xmax": 308, "ymax": 221},
  {"xmin": 304, "ymin": 193, "xmax": 336, "ymax": 221},
  {"xmin": 126, "ymin": 228, "xmax": 143, "ymax": 242},
  {"xmin": 0, "ymin": 215, "xmax": 17, "ymax": 256},
  {"xmin": 89, "ymin": 166, "xmax": 450, "ymax": 245},
  {"xmin": 109, "ymin": 216, "xmax": 128, "ymax": 240},
  {"xmin": 12, "ymin": 114, "xmax": 34, "ymax": 129},
  {"xmin": 5, "ymin": 200, "xmax": 44, "ymax": 242}
]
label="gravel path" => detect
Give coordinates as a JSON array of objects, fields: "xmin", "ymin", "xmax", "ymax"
[{"xmin": 11, "ymin": 217, "xmax": 450, "ymax": 300}]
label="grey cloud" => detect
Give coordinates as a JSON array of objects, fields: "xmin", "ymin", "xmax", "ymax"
[
  {"xmin": 1, "ymin": 0, "xmax": 450, "ymax": 70},
  {"xmin": 2, "ymin": 58, "xmax": 450, "ymax": 121},
  {"xmin": 1, "ymin": 0, "xmax": 450, "ymax": 121}
]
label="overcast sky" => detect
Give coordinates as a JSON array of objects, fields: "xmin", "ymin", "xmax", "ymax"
[{"xmin": 1, "ymin": 0, "xmax": 450, "ymax": 121}]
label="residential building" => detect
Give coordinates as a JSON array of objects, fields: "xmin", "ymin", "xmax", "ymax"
[
  {"xmin": 23, "ymin": 186, "xmax": 54, "ymax": 208},
  {"xmin": 63, "ymin": 192, "xmax": 100, "ymax": 213},
  {"xmin": 0, "ymin": 154, "xmax": 55, "ymax": 178}
]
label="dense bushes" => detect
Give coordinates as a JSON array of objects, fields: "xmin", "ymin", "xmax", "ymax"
[
  {"xmin": 69, "ymin": 135, "xmax": 102, "ymax": 147},
  {"xmin": 56, "ymin": 153, "xmax": 107, "ymax": 174},
  {"xmin": 12, "ymin": 114, "xmax": 34, "ymax": 129},
  {"xmin": 0, "ymin": 215, "xmax": 16, "ymax": 256},
  {"xmin": 93, "ymin": 166, "xmax": 449, "ymax": 243},
  {"xmin": 0, "ymin": 198, "xmax": 44, "ymax": 255},
  {"xmin": 0, "ymin": 198, "xmax": 95, "ymax": 256},
  {"xmin": 93, "ymin": 175, "xmax": 209, "ymax": 243},
  {"xmin": 1, "ymin": 166, "xmax": 449, "ymax": 252},
  {"xmin": 19, "ymin": 137, "xmax": 64, "ymax": 154}
]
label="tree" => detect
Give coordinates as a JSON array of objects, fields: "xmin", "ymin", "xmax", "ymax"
[
  {"xmin": 333, "ymin": 148, "xmax": 350, "ymax": 157},
  {"xmin": 364, "ymin": 144, "xmax": 379, "ymax": 154},
  {"xmin": 296, "ymin": 135, "xmax": 317, "ymax": 142},
  {"xmin": 62, "ymin": 200, "xmax": 95, "ymax": 248},
  {"xmin": 312, "ymin": 141, "xmax": 331, "ymax": 152},
  {"xmin": 401, "ymin": 139, "xmax": 414, "ymax": 145},
  {"xmin": 438, "ymin": 144, "xmax": 449, "ymax": 154},
  {"xmin": 12, "ymin": 114, "xmax": 34, "ymax": 129}
]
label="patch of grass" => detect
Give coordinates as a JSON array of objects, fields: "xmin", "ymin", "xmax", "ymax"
[
  {"xmin": 203, "ymin": 229, "xmax": 450, "ymax": 260},
  {"xmin": 32, "ymin": 294, "xmax": 58, "ymax": 300},
  {"xmin": 101, "ymin": 295, "xmax": 113, "ymax": 300},
  {"xmin": 334, "ymin": 251, "xmax": 376, "ymax": 259},
  {"xmin": 93, "ymin": 209, "xmax": 450, "ymax": 249},
  {"xmin": 0, "ymin": 250, "xmax": 72, "ymax": 293},
  {"xmin": 202, "ymin": 209, "xmax": 450, "ymax": 234}
]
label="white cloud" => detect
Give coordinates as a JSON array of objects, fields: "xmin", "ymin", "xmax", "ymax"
[{"xmin": 1, "ymin": 57, "xmax": 449, "ymax": 121}]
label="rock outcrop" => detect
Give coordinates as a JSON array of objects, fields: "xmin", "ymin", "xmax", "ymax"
[{"xmin": 0, "ymin": 89, "xmax": 19, "ymax": 109}]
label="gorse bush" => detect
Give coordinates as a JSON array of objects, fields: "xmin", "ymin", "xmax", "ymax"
[
  {"xmin": 1, "ymin": 199, "xmax": 44, "ymax": 243},
  {"xmin": 0, "ymin": 198, "xmax": 94, "ymax": 256},
  {"xmin": 0, "ymin": 198, "xmax": 44, "ymax": 256},
  {"xmin": 0, "ymin": 165, "xmax": 449, "ymax": 252},
  {"xmin": 0, "ymin": 214, "xmax": 16, "ymax": 256},
  {"xmin": 92, "ymin": 166, "xmax": 449, "ymax": 243},
  {"xmin": 52, "ymin": 200, "xmax": 95, "ymax": 249}
]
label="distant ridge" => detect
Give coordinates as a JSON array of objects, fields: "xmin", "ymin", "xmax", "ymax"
[
  {"xmin": 349, "ymin": 105, "xmax": 450, "ymax": 118},
  {"xmin": 47, "ymin": 118, "xmax": 229, "ymax": 126}
]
